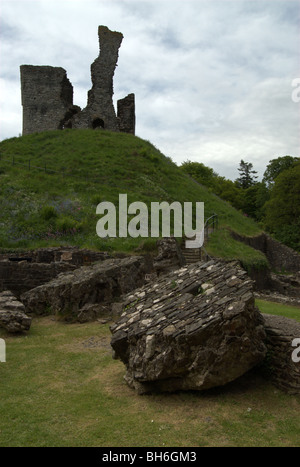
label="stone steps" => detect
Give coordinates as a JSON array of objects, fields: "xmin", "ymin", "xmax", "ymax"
[
  {"xmin": 182, "ymin": 248, "xmax": 202, "ymax": 264},
  {"xmin": 181, "ymin": 227, "xmax": 215, "ymax": 264}
]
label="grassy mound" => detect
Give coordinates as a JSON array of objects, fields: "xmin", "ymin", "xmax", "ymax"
[{"xmin": 0, "ymin": 129, "xmax": 265, "ymax": 268}]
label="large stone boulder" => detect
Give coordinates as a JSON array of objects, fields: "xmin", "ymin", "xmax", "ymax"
[
  {"xmin": 110, "ymin": 260, "xmax": 267, "ymax": 393},
  {"xmin": 0, "ymin": 290, "xmax": 31, "ymax": 333},
  {"xmin": 21, "ymin": 256, "xmax": 152, "ymax": 321}
]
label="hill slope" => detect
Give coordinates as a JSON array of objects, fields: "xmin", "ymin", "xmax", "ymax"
[{"xmin": 0, "ymin": 129, "xmax": 266, "ymax": 268}]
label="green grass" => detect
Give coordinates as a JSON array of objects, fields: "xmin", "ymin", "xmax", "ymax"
[
  {"xmin": 0, "ymin": 129, "xmax": 262, "ymax": 265},
  {"xmin": 256, "ymin": 299, "xmax": 300, "ymax": 322},
  {"xmin": 0, "ymin": 316, "xmax": 299, "ymax": 447},
  {"xmin": 206, "ymin": 228, "xmax": 269, "ymax": 272}
]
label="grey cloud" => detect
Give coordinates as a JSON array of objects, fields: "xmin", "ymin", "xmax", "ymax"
[{"xmin": 0, "ymin": 19, "xmax": 22, "ymax": 41}]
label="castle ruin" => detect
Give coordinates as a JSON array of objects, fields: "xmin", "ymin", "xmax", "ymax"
[{"xmin": 20, "ymin": 26, "xmax": 135, "ymax": 135}]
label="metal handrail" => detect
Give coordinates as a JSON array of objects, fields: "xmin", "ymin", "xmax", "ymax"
[{"xmin": 204, "ymin": 213, "xmax": 218, "ymax": 239}]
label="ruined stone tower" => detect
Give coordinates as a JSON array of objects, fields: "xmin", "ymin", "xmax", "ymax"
[
  {"xmin": 20, "ymin": 65, "xmax": 79, "ymax": 134},
  {"xmin": 20, "ymin": 26, "xmax": 135, "ymax": 135}
]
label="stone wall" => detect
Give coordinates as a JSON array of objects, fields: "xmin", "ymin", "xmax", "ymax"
[
  {"xmin": 20, "ymin": 65, "xmax": 80, "ymax": 135},
  {"xmin": 262, "ymin": 314, "xmax": 300, "ymax": 394},
  {"xmin": 20, "ymin": 26, "xmax": 135, "ymax": 135},
  {"xmin": 244, "ymin": 264, "xmax": 273, "ymax": 292},
  {"xmin": 232, "ymin": 232, "xmax": 300, "ymax": 274},
  {"xmin": 0, "ymin": 247, "xmax": 112, "ymax": 298},
  {"xmin": 263, "ymin": 235, "xmax": 300, "ymax": 273},
  {"xmin": 0, "ymin": 260, "xmax": 76, "ymax": 298},
  {"xmin": 117, "ymin": 93, "xmax": 136, "ymax": 134},
  {"xmin": 72, "ymin": 26, "xmax": 123, "ymax": 132},
  {"xmin": 0, "ymin": 247, "xmax": 110, "ymax": 266}
]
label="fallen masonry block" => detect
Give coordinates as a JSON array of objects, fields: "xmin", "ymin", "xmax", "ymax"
[
  {"xmin": 0, "ymin": 290, "xmax": 31, "ymax": 333},
  {"xmin": 0, "ymin": 259, "xmax": 76, "ymax": 298},
  {"xmin": 110, "ymin": 260, "xmax": 267, "ymax": 393},
  {"xmin": 21, "ymin": 256, "xmax": 152, "ymax": 321}
]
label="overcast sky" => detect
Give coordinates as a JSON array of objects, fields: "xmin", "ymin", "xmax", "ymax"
[{"xmin": 0, "ymin": 0, "xmax": 299, "ymax": 180}]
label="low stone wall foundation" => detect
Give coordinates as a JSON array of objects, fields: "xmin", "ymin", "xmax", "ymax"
[{"xmin": 262, "ymin": 314, "xmax": 300, "ymax": 394}]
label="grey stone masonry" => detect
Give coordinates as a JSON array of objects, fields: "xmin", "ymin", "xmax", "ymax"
[
  {"xmin": 110, "ymin": 260, "xmax": 267, "ymax": 393},
  {"xmin": 231, "ymin": 231, "xmax": 300, "ymax": 274},
  {"xmin": 0, "ymin": 259, "xmax": 76, "ymax": 298},
  {"xmin": 117, "ymin": 93, "xmax": 136, "ymax": 134},
  {"xmin": 0, "ymin": 290, "xmax": 31, "ymax": 333},
  {"xmin": 20, "ymin": 26, "xmax": 136, "ymax": 135},
  {"xmin": 0, "ymin": 246, "xmax": 111, "ymax": 266},
  {"xmin": 20, "ymin": 65, "xmax": 79, "ymax": 135},
  {"xmin": 0, "ymin": 247, "xmax": 111, "ymax": 298},
  {"xmin": 20, "ymin": 256, "xmax": 152, "ymax": 320},
  {"xmin": 72, "ymin": 26, "xmax": 123, "ymax": 131},
  {"xmin": 263, "ymin": 314, "xmax": 300, "ymax": 394}
]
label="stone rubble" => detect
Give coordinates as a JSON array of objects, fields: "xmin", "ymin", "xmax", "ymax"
[
  {"xmin": 1, "ymin": 241, "xmax": 299, "ymax": 394},
  {"xmin": 0, "ymin": 290, "xmax": 31, "ymax": 333},
  {"xmin": 21, "ymin": 256, "xmax": 152, "ymax": 321},
  {"xmin": 153, "ymin": 237, "xmax": 185, "ymax": 275}
]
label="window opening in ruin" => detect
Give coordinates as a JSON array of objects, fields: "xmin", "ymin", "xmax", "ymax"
[{"xmin": 92, "ymin": 118, "xmax": 105, "ymax": 129}]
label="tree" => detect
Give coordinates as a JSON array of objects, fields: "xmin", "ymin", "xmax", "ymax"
[
  {"xmin": 180, "ymin": 160, "xmax": 218, "ymax": 189},
  {"xmin": 213, "ymin": 176, "xmax": 245, "ymax": 210},
  {"xmin": 235, "ymin": 160, "xmax": 258, "ymax": 189},
  {"xmin": 263, "ymin": 155, "xmax": 300, "ymax": 188},
  {"xmin": 264, "ymin": 162, "xmax": 300, "ymax": 250},
  {"xmin": 254, "ymin": 181, "xmax": 270, "ymax": 221},
  {"xmin": 180, "ymin": 161, "xmax": 245, "ymax": 209},
  {"xmin": 242, "ymin": 184, "xmax": 262, "ymax": 220}
]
